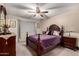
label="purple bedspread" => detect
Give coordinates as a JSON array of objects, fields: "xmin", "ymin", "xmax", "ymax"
[{"xmin": 29, "ymin": 34, "xmax": 61, "ymax": 50}]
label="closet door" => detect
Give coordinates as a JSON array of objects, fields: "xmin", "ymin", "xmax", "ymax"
[{"xmin": 20, "ymin": 21, "xmax": 36, "ymax": 42}]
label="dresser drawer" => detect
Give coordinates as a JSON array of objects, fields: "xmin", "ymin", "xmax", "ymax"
[
  {"xmin": 63, "ymin": 37, "xmax": 76, "ymax": 43},
  {"xmin": 63, "ymin": 38, "xmax": 70, "ymax": 42},
  {"xmin": 64, "ymin": 44, "xmax": 74, "ymax": 48},
  {"xmin": 63, "ymin": 37, "xmax": 76, "ymax": 49},
  {"xmin": 64, "ymin": 39, "xmax": 76, "ymax": 44},
  {"xmin": 64, "ymin": 42, "xmax": 75, "ymax": 46}
]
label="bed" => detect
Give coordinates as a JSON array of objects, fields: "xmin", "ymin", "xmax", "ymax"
[{"xmin": 26, "ymin": 24, "xmax": 63, "ymax": 56}]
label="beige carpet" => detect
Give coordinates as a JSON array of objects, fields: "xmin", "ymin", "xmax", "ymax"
[{"xmin": 16, "ymin": 42, "xmax": 79, "ymax": 56}]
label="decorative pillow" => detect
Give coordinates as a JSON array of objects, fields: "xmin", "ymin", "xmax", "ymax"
[
  {"xmin": 46, "ymin": 31, "xmax": 49, "ymax": 34},
  {"xmin": 53, "ymin": 31, "xmax": 60, "ymax": 36}
]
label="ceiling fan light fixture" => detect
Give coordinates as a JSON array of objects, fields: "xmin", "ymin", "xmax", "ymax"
[{"xmin": 28, "ymin": 4, "xmax": 48, "ymax": 18}]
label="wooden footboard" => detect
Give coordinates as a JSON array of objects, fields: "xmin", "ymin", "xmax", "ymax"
[
  {"xmin": 36, "ymin": 34, "xmax": 42, "ymax": 56},
  {"xmin": 26, "ymin": 32, "xmax": 43, "ymax": 56}
]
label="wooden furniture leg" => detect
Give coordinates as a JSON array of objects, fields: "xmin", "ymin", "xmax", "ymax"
[
  {"xmin": 26, "ymin": 32, "xmax": 28, "ymax": 46},
  {"xmin": 36, "ymin": 34, "xmax": 41, "ymax": 56}
]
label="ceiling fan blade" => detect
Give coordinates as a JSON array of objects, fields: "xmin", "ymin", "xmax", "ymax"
[
  {"xmin": 40, "ymin": 14, "xmax": 44, "ymax": 17},
  {"xmin": 41, "ymin": 11, "xmax": 48, "ymax": 13}
]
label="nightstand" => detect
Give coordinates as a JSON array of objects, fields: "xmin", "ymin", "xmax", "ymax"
[{"xmin": 63, "ymin": 36, "xmax": 77, "ymax": 50}]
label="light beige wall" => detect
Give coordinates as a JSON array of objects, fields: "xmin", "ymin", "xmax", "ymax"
[{"xmin": 40, "ymin": 6, "xmax": 79, "ymax": 32}]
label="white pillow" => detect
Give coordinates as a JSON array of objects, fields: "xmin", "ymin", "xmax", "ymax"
[
  {"xmin": 46, "ymin": 31, "xmax": 49, "ymax": 34},
  {"xmin": 53, "ymin": 31, "xmax": 60, "ymax": 36}
]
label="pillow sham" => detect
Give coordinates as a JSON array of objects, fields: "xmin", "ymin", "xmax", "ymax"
[{"xmin": 53, "ymin": 31, "xmax": 60, "ymax": 36}]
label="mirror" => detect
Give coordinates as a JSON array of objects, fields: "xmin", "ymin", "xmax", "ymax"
[{"xmin": 0, "ymin": 5, "xmax": 11, "ymax": 35}]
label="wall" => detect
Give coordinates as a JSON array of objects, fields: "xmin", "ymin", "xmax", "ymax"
[
  {"xmin": 39, "ymin": 5, "xmax": 79, "ymax": 47},
  {"xmin": 40, "ymin": 6, "xmax": 79, "ymax": 32},
  {"xmin": 19, "ymin": 20, "xmax": 36, "ymax": 42}
]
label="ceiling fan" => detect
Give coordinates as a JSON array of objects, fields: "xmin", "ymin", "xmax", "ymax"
[{"xmin": 28, "ymin": 6, "xmax": 48, "ymax": 17}]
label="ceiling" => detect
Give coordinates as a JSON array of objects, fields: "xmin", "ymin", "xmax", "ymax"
[{"xmin": 0, "ymin": 3, "xmax": 79, "ymax": 20}]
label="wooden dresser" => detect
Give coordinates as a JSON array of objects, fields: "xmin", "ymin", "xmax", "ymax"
[
  {"xmin": 0, "ymin": 34, "xmax": 16, "ymax": 56},
  {"xmin": 63, "ymin": 36, "xmax": 76, "ymax": 50}
]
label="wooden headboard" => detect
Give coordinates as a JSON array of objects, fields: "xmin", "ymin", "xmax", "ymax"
[
  {"xmin": 49, "ymin": 24, "xmax": 60, "ymax": 32},
  {"xmin": 48, "ymin": 24, "xmax": 63, "ymax": 36}
]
